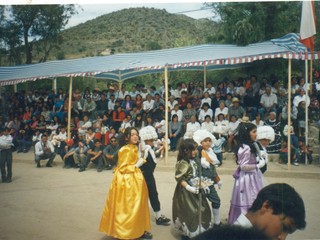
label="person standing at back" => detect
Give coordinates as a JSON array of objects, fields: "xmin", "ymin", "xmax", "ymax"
[{"xmin": 0, "ymin": 128, "xmax": 14, "ymax": 183}]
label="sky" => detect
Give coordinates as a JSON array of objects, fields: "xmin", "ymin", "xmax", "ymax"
[{"xmin": 2, "ymin": 1, "xmax": 216, "ymax": 29}]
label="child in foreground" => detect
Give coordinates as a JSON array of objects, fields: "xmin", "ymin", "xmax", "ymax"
[{"xmin": 172, "ymin": 138, "xmax": 211, "ymax": 239}]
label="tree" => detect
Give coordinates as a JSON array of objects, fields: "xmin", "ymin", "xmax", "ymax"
[
  {"xmin": 2, "ymin": 22, "xmax": 23, "ymax": 65},
  {"xmin": 0, "ymin": 6, "xmax": 5, "ymax": 39},
  {"xmin": 33, "ymin": 5, "xmax": 77, "ymax": 62},
  {"xmin": 4, "ymin": 5, "xmax": 77, "ymax": 64},
  {"xmin": 146, "ymin": 41, "xmax": 162, "ymax": 50},
  {"xmin": 204, "ymin": 2, "xmax": 302, "ymax": 45}
]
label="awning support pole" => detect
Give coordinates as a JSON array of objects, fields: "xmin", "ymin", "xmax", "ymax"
[
  {"xmin": 287, "ymin": 59, "xmax": 292, "ymax": 170},
  {"xmin": 53, "ymin": 78, "xmax": 57, "ymax": 94},
  {"xmin": 204, "ymin": 65, "xmax": 207, "ymax": 89},
  {"xmin": 164, "ymin": 66, "xmax": 169, "ymax": 164},
  {"xmin": 67, "ymin": 76, "xmax": 73, "ymax": 140}
]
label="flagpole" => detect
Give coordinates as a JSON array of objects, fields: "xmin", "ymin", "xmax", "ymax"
[
  {"xmin": 305, "ymin": 59, "xmax": 309, "ymax": 165},
  {"xmin": 310, "ymin": 59, "xmax": 313, "ymax": 93},
  {"xmin": 287, "ymin": 59, "xmax": 292, "ymax": 170}
]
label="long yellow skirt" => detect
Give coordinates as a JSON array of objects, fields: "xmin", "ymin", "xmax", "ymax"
[{"xmin": 99, "ymin": 167, "xmax": 150, "ymax": 239}]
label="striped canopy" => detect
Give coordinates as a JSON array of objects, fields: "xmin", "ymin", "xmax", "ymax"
[{"xmin": 0, "ymin": 33, "xmax": 317, "ymax": 86}]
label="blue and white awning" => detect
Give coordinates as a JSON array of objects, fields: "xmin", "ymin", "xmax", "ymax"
[{"xmin": 0, "ymin": 33, "xmax": 317, "ymax": 86}]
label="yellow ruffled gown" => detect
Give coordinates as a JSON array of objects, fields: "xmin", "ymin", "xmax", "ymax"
[{"xmin": 99, "ymin": 144, "xmax": 150, "ymax": 239}]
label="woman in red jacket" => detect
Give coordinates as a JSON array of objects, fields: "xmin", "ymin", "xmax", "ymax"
[{"xmin": 112, "ymin": 106, "xmax": 126, "ymax": 132}]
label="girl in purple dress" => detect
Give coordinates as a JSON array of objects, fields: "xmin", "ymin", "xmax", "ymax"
[{"xmin": 228, "ymin": 122, "xmax": 266, "ymax": 224}]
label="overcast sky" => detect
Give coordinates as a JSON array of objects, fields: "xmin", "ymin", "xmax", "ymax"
[
  {"xmin": 67, "ymin": 3, "xmax": 214, "ymax": 29},
  {"xmin": 2, "ymin": 1, "xmax": 215, "ymax": 29}
]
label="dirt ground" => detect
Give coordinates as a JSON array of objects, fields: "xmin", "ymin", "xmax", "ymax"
[{"xmin": 0, "ymin": 152, "xmax": 319, "ymax": 240}]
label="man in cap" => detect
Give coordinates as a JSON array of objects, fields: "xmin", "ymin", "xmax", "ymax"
[{"xmin": 228, "ymin": 97, "xmax": 246, "ymax": 120}]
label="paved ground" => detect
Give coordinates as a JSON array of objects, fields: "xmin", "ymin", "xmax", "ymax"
[{"xmin": 0, "ymin": 151, "xmax": 319, "ymax": 240}]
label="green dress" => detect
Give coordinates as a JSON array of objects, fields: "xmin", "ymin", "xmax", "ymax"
[{"xmin": 172, "ymin": 159, "xmax": 211, "ymax": 238}]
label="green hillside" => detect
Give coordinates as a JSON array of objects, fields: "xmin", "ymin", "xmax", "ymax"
[{"xmin": 39, "ymin": 7, "xmax": 217, "ymax": 60}]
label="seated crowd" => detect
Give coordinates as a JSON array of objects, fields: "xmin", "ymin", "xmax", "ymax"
[{"xmin": 0, "ymin": 73, "xmax": 319, "ymax": 170}]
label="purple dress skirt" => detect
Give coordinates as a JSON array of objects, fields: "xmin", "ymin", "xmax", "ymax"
[{"xmin": 228, "ymin": 144, "xmax": 264, "ymax": 224}]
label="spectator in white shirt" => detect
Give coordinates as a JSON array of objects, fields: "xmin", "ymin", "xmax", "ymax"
[
  {"xmin": 251, "ymin": 113, "xmax": 264, "ymax": 127},
  {"xmin": 293, "ymin": 88, "xmax": 310, "ymax": 107},
  {"xmin": 184, "ymin": 115, "xmax": 200, "ymax": 139},
  {"xmin": 171, "ymin": 104, "xmax": 183, "ymax": 122},
  {"xmin": 140, "ymin": 87, "xmax": 149, "ymax": 100},
  {"xmin": 118, "ymin": 85, "xmax": 129, "ymax": 101},
  {"xmin": 201, "ymin": 91, "xmax": 212, "ymax": 108},
  {"xmin": 78, "ymin": 115, "xmax": 92, "ymax": 136},
  {"xmin": 143, "ymin": 94, "xmax": 155, "ymax": 116},
  {"xmin": 259, "ymin": 87, "xmax": 277, "ymax": 119},
  {"xmin": 298, "ymin": 77, "xmax": 309, "ymax": 92},
  {"xmin": 168, "ymin": 95, "xmax": 178, "ymax": 111},
  {"xmin": 172, "ymin": 83, "xmax": 182, "ymax": 99},
  {"xmin": 198, "ymin": 103, "xmax": 213, "ymax": 123},
  {"xmin": 34, "ymin": 134, "xmax": 56, "ymax": 168},
  {"xmin": 214, "ymin": 100, "xmax": 228, "ymax": 121},
  {"xmin": 154, "ymin": 118, "xmax": 166, "ymax": 138},
  {"xmin": 201, "ymin": 115, "xmax": 215, "ymax": 133},
  {"xmin": 214, "ymin": 113, "xmax": 229, "ymax": 136},
  {"xmin": 108, "ymin": 94, "xmax": 116, "ymax": 114},
  {"xmin": 204, "ymin": 82, "xmax": 216, "ymax": 97}
]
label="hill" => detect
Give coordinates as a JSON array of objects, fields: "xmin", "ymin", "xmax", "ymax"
[{"xmin": 40, "ymin": 7, "xmax": 217, "ymax": 60}]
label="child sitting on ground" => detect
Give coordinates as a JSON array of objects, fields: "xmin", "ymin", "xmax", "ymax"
[
  {"xmin": 298, "ymin": 140, "xmax": 313, "ymax": 164},
  {"xmin": 279, "ymin": 139, "xmax": 299, "ymax": 166}
]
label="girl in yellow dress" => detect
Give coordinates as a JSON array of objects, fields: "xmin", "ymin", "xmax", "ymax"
[{"xmin": 99, "ymin": 127, "xmax": 152, "ymax": 239}]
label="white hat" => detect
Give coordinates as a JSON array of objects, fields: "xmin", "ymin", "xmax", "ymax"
[
  {"xmin": 193, "ymin": 129, "xmax": 217, "ymax": 147},
  {"xmin": 139, "ymin": 126, "xmax": 158, "ymax": 141},
  {"xmin": 257, "ymin": 126, "xmax": 275, "ymax": 142}
]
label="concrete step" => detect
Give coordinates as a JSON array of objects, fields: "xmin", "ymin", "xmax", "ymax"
[{"xmin": 12, "ymin": 150, "xmax": 320, "ymax": 179}]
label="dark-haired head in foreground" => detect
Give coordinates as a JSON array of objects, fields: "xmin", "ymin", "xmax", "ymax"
[
  {"xmin": 192, "ymin": 183, "xmax": 306, "ymax": 240},
  {"xmin": 245, "ymin": 183, "xmax": 306, "ymax": 240},
  {"xmin": 191, "ymin": 224, "xmax": 271, "ymax": 240}
]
